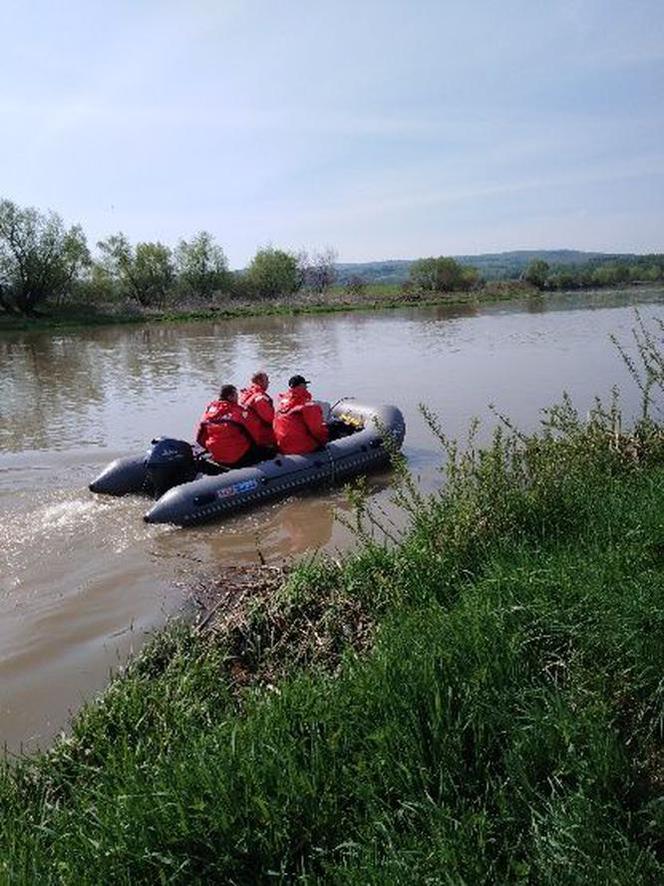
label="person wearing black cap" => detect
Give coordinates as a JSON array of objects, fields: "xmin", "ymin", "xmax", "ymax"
[{"xmin": 273, "ymin": 375, "xmax": 329, "ymax": 455}]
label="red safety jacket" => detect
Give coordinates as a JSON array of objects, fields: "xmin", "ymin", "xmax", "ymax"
[
  {"xmin": 195, "ymin": 400, "xmax": 257, "ymax": 465},
  {"xmin": 273, "ymin": 388, "xmax": 329, "ymax": 455},
  {"xmin": 239, "ymin": 383, "xmax": 276, "ymax": 448}
]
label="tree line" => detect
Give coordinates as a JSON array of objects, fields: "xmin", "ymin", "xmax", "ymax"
[
  {"xmin": 522, "ymin": 257, "xmax": 664, "ymax": 291},
  {"xmin": 0, "ymin": 197, "xmax": 339, "ymax": 316},
  {"xmin": 1, "ymin": 196, "xmax": 662, "ymax": 317},
  {"xmin": 0, "ymin": 196, "xmax": 486, "ymax": 317}
]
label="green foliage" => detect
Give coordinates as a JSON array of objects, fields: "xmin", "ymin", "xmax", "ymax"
[
  {"xmin": 174, "ymin": 231, "xmax": 231, "ymax": 298},
  {"xmin": 74, "ymin": 262, "xmax": 119, "ymax": 305},
  {"xmin": 96, "ymin": 233, "xmax": 175, "ymax": 307},
  {"xmin": 542, "ymin": 257, "xmax": 663, "ymax": 292},
  {"xmin": 337, "ymin": 252, "xmax": 664, "ymax": 288},
  {"xmin": 0, "ymin": 198, "xmax": 90, "ymax": 315},
  {"xmin": 523, "ymin": 258, "xmax": 550, "ymax": 289},
  {"xmin": 245, "ymin": 246, "xmax": 300, "ymax": 298},
  {"xmin": 611, "ymin": 309, "xmax": 664, "ymax": 420},
  {"xmin": 409, "ymin": 255, "xmax": 478, "ymax": 292},
  {"xmin": 460, "ymin": 264, "xmax": 480, "ymax": 290},
  {"xmin": 1, "ymin": 193, "xmax": 662, "ymax": 320}
]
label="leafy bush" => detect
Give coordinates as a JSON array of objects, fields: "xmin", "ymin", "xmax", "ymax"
[
  {"xmin": 245, "ymin": 247, "xmax": 300, "ymax": 298},
  {"xmin": 409, "ymin": 255, "xmax": 478, "ymax": 292}
]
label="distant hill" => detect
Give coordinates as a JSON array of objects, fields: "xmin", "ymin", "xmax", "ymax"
[{"xmin": 335, "ymin": 250, "xmax": 638, "ymax": 284}]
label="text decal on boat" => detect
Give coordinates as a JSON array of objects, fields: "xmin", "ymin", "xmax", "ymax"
[{"xmin": 218, "ymin": 478, "xmax": 259, "ymax": 498}]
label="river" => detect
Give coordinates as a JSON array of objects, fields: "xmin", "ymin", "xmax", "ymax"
[{"xmin": 1, "ymin": 289, "xmax": 662, "ymax": 753}]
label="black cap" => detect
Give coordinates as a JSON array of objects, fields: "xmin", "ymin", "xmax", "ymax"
[{"xmin": 288, "ymin": 374, "xmax": 310, "ymax": 387}]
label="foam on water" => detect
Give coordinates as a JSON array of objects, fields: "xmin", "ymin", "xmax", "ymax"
[
  {"xmin": 39, "ymin": 498, "xmax": 101, "ymax": 530},
  {"xmin": 0, "ymin": 483, "xmax": 174, "ymax": 600}
]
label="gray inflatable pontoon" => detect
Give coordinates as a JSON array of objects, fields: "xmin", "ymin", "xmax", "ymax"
[{"xmin": 89, "ymin": 400, "xmax": 405, "ymax": 527}]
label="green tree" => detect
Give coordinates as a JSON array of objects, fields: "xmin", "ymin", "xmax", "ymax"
[
  {"xmin": 548, "ymin": 270, "xmax": 579, "ymax": 290},
  {"xmin": 0, "ymin": 198, "xmax": 89, "ymax": 315},
  {"xmin": 96, "ymin": 234, "xmax": 175, "ymax": 307},
  {"xmin": 436, "ymin": 256, "xmax": 465, "ymax": 290},
  {"xmin": 245, "ymin": 247, "xmax": 299, "ymax": 298},
  {"xmin": 409, "ymin": 256, "xmax": 470, "ymax": 292},
  {"xmin": 409, "ymin": 257, "xmax": 437, "ymax": 291},
  {"xmin": 174, "ymin": 231, "xmax": 231, "ymax": 298},
  {"xmin": 459, "ymin": 266, "xmax": 480, "ymax": 291},
  {"xmin": 522, "ymin": 259, "xmax": 550, "ymax": 289},
  {"xmin": 591, "ymin": 266, "xmax": 614, "ymax": 287},
  {"xmin": 611, "ymin": 263, "xmax": 630, "ymax": 284}
]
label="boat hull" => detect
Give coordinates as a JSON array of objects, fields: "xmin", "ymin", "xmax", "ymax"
[{"xmin": 89, "ymin": 401, "xmax": 405, "ymax": 527}]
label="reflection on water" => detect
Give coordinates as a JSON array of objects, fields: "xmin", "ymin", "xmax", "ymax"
[
  {"xmin": 1, "ymin": 289, "xmax": 663, "ymax": 752},
  {"xmin": 0, "ymin": 313, "xmax": 351, "ymax": 453}
]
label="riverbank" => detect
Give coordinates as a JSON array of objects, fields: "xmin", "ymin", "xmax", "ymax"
[
  {"xmin": 0, "ymin": 281, "xmax": 535, "ymax": 332},
  {"xmin": 1, "ymin": 384, "xmax": 663, "ymax": 882},
  {"xmin": 3, "ymin": 281, "xmax": 661, "ymax": 336},
  {"xmin": 0, "ymin": 279, "xmax": 604, "ymax": 333}
]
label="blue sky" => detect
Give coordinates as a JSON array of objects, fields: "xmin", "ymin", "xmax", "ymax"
[{"xmin": 1, "ymin": 0, "xmax": 662, "ymax": 265}]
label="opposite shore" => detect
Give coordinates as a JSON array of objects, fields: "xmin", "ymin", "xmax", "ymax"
[{"xmin": 1, "ymin": 279, "xmax": 662, "ymax": 334}]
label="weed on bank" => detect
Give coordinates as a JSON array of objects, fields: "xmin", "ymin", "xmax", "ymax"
[{"xmin": 1, "ymin": 333, "xmax": 664, "ymax": 882}]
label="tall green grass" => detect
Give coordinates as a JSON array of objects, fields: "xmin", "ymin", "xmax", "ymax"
[{"xmin": 2, "ymin": 333, "xmax": 664, "ymax": 882}]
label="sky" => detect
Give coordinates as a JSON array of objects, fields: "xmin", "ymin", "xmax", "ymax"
[{"xmin": 1, "ymin": 0, "xmax": 663, "ymax": 266}]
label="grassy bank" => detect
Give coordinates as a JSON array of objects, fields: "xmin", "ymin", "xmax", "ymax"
[
  {"xmin": 0, "ymin": 280, "xmax": 545, "ymax": 333},
  {"xmin": 1, "ymin": 377, "xmax": 663, "ymax": 882},
  {"xmin": 2, "ymin": 281, "xmax": 660, "ymax": 336}
]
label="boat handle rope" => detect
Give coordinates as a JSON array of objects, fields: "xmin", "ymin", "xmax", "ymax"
[{"xmin": 330, "ymin": 395, "xmax": 355, "ymax": 413}]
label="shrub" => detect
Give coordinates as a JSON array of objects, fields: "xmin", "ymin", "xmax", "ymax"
[
  {"xmin": 409, "ymin": 255, "xmax": 475, "ymax": 292},
  {"xmin": 245, "ymin": 247, "xmax": 300, "ymax": 298}
]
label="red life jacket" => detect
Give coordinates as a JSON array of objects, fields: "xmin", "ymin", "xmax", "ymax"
[
  {"xmin": 195, "ymin": 400, "xmax": 257, "ymax": 465},
  {"xmin": 239, "ymin": 383, "xmax": 276, "ymax": 448},
  {"xmin": 273, "ymin": 388, "xmax": 329, "ymax": 455}
]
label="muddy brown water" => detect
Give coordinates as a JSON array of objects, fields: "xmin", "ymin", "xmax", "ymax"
[{"xmin": 1, "ymin": 289, "xmax": 663, "ymax": 753}]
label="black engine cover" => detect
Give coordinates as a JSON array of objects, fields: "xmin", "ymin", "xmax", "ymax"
[{"xmin": 144, "ymin": 437, "xmax": 196, "ymax": 498}]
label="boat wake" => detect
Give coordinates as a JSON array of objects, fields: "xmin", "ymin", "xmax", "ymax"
[{"xmin": 39, "ymin": 498, "xmax": 101, "ymax": 530}]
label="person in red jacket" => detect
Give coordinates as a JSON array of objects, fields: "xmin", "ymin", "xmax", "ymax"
[
  {"xmin": 239, "ymin": 371, "xmax": 276, "ymax": 449},
  {"xmin": 195, "ymin": 384, "xmax": 260, "ymax": 467},
  {"xmin": 273, "ymin": 375, "xmax": 329, "ymax": 455}
]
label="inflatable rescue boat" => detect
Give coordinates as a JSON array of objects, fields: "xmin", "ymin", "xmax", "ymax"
[{"xmin": 89, "ymin": 400, "xmax": 405, "ymax": 526}]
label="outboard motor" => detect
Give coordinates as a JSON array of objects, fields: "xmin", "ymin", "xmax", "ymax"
[{"xmin": 144, "ymin": 437, "xmax": 196, "ymax": 499}]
